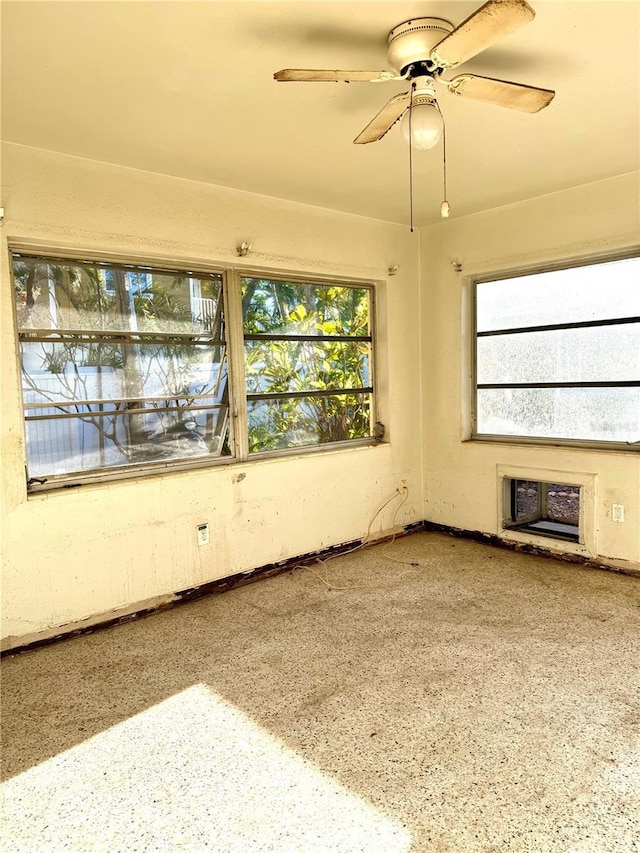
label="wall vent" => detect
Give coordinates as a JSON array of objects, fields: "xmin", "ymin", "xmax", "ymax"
[{"xmin": 503, "ymin": 478, "xmax": 580, "ymax": 543}]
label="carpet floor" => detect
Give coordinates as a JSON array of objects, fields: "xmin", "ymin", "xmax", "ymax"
[{"xmin": 2, "ymin": 531, "xmax": 639, "ymax": 852}]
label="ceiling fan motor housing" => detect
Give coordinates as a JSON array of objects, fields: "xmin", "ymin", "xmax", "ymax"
[{"xmin": 387, "ymin": 17, "xmax": 454, "ymax": 76}]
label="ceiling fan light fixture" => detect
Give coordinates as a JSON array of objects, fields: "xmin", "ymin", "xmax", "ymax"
[
  {"xmin": 273, "ymin": 0, "xmax": 552, "ymax": 222},
  {"xmin": 400, "ymin": 100, "xmax": 444, "ymax": 150}
]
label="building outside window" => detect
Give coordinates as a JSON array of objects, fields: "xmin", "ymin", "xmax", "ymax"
[{"xmin": 12, "ymin": 253, "xmax": 376, "ymax": 490}]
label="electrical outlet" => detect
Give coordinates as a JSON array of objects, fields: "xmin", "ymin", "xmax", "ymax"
[
  {"xmin": 398, "ymin": 480, "xmax": 408, "ymax": 495},
  {"xmin": 197, "ymin": 523, "xmax": 210, "ymax": 546},
  {"xmin": 612, "ymin": 504, "xmax": 625, "ymax": 523}
]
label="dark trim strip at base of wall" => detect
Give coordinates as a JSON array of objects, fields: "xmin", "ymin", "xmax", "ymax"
[
  {"xmin": 3, "ymin": 519, "xmax": 637, "ymax": 657},
  {"xmin": 423, "ymin": 521, "xmax": 640, "ymax": 577},
  {"xmin": 1, "ymin": 522, "xmax": 425, "ymax": 658}
]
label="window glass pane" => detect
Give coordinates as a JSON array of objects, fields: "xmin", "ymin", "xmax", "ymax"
[
  {"xmin": 513, "ymin": 480, "xmax": 540, "ymax": 520},
  {"xmin": 21, "ymin": 340, "xmax": 227, "ymax": 402},
  {"xmin": 244, "ymin": 340, "xmax": 371, "ymax": 394},
  {"xmin": 477, "ymin": 257, "xmax": 640, "ymax": 332},
  {"xmin": 511, "ymin": 480, "xmax": 580, "ymax": 526},
  {"xmin": 21, "ymin": 338, "xmax": 230, "ymax": 477},
  {"xmin": 14, "ymin": 252, "xmax": 231, "ymax": 483},
  {"xmin": 242, "ymin": 278, "xmax": 370, "ymax": 337},
  {"xmin": 25, "ymin": 406, "xmax": 230, "ymax": 478},
  {"xmin": 477, "ymin": 323, "xmax": 640, "ymax": 384},
  {"xmin": 242, "ymin": 276, "xmax": 374, "ymax": 452},
  {"xmin": 545, "ymin": 484, "xmax": 580, "ymax": 525},
  {"xmin": 13, "ymin": 256, "xmax": 223, "ymax": 335},
  {"xmin": 247, "ymin": 393, "xmax": 371, "ymax": 453},
  {"xmin": 477, "ymin": 387, "xmax": 640, "ymax": 442}
]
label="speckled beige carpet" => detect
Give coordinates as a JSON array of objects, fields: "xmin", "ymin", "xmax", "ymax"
[{"xmin": 2, "ymin": 531, "xmax": 639, "ymax": 852}]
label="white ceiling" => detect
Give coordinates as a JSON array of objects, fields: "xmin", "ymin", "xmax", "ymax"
[{"xmin": 2, "ymin": 1, "xmax": 639, "ymax": 226}]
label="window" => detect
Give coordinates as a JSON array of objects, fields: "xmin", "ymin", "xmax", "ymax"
[
  {"xmin": 242, "ymin": 277, "xmax": 373, "ymax": 453},
  {"xmin": 504, "ymin": 478, "xmax": 580, "ymax": 543},
  {"xmin": 13, "ymin": 255, "xmax": 230, "ymax": 485},
  {"xmin": 474, "ymin": 255, "xmax": 640, "ymax": 447},
  {"xmin": 12, "ymin": 253, "xmax": 376, "ymax": 490}
]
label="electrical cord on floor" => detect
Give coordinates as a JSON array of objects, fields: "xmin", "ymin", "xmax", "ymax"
[
  {"xmin": 295, "ymin": 487, "xmax": 420, "ymax": 591},
  {"xmin": 303, "ymin": 557, "xmax": 417, "ymax": 592},
  {"xmin": 364, "ymin": 490, "xmax": 403, "ymax": 541},
  {"xmin": 381, "ymin": 492, "xmax": 420, "ymax": 567}
]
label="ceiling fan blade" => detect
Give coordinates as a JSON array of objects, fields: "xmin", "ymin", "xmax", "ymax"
[
  {"xmin": 431, "ymin": 0, "xmax": 535, "ymax": 69},
  {"xmin": 274, "ymin": 69, "xmax": 397, "ymax": 83},
  {"xmin": 353, "ymin": 91, "xmax": 410, "ymax": 144},
  {"xmin": 446, "ymin": 74, "xmax": 555, "ymax": 112}
]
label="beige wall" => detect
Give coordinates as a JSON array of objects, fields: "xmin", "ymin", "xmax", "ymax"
[
  {"xmin": 2, "ymin": 145, "xmax": 638, "ymax": 648},
  {"xmin": 421, "ymin": 172, "xmax": 640, "ymax": 569},
  {"xmin": 1, "ymin": 143, "xmax": 423, "ymax": 647}
]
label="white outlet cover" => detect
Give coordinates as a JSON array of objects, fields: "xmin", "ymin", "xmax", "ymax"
[
  {"xmin": 612, "ymin": 504, "xmax": 625, "ymax": 523},
  {"xmin": 197, "ymin": 524, "xmax": 210, "ymax": 545}
]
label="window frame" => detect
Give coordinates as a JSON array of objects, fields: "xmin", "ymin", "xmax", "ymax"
[
  {"xmin": 10, "ymin": 247, "xmax": 380, "ymax": 493},
  {"xmin": 237, "ymin": 270, "xmax": 377, "ymax": 459},
  {"xmin": 503, "ymin": 478, "xmax": 581, "ymax": 544},
  {"xmin": 470, "ymin": 250, "xmax": 640, "ymax": 452}
]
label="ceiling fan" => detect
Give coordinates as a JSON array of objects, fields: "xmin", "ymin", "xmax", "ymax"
[{"xmin": 274, "ymin": 0, "xmax": 555, "ymax": 148}]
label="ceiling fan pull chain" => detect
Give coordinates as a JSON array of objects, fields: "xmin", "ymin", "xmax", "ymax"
[
  {"xmin": 439, "ymin": 103, "xmax": 450, "ymax": 219},
  {"xmin": 409, "ymin": 82, "xmax": 416, "ymax": 233}
]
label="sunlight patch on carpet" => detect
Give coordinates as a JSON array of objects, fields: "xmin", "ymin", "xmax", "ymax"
[{"xmin": 1, "ymin": 683, "xmax": 411, "ymax": 852}]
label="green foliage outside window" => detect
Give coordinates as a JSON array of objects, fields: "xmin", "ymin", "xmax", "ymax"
[
  {"xmin": 242, "ymin": 278, "xmax": 373, "ymax": 452},
  {"xmin": 13, "ymin": 256, "xmax": 375, "ymax": 486}
]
